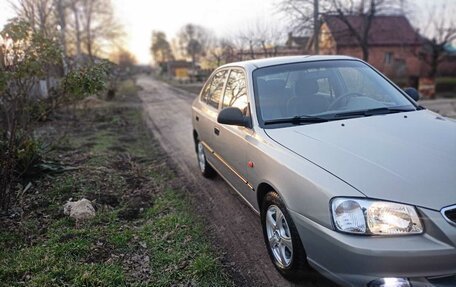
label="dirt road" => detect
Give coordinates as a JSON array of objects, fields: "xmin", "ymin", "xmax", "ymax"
[
  {"xmin": 420, "ymin": 98, "xmax": 456, "ymax": 118},
  {"xmin": 137, "ymin": 75, "xmax": 336, "ymax": 287}
]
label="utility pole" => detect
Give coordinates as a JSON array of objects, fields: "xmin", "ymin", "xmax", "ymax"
[{"xmin": 314, "ymin": 0, "xmax": 320, "ymax": 54}]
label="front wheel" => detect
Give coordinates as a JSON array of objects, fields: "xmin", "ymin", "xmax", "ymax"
[
  {"xmin": 261, "ymin": 191, "xmax": 313, "ymax": 282},
  {"xmin": 196, "ymin": 141, "xmax": 216, "ymax": 178}
]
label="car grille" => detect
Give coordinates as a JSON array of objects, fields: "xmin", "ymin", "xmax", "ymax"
[{"xmin": 441, "ymin": 205, "xmax": 456, "ymax": 226}]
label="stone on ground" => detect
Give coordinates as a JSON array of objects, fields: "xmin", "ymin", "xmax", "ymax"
[{"xmin": 64, "ymin": 198, "xmax": 96, "ymax": 220}]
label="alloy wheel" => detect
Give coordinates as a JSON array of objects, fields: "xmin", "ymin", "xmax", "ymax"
[
  {"xmin": 265, "ymin": 204, "xmax": 293, "ymax": 268},
  {"xmin": 197, "ymin": 142, "xmax": 206, "ymax": 172}
]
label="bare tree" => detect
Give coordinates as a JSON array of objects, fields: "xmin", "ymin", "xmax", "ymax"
[
  {"xmin": 206, "ymin": 38, "xmax": 236, "ymax": 67},
  {"xmin": 68, "ymin": 0, "xmax": 123, "ymax": 61},
  {"xmin": 226, "ymin": 33, "xmax": 248, "ymax": 61},
  {"xmin": 11, "ymin": 0, "xmax": 55, "ymax": 36},
  {"xmin": 151, "ymin": 31, "xmax": 174, "ymax": 64},
  {"xmin": 12, "ymin": 0, "xmax": 123, "ymax": 63},
  {"xmin": 236, "ymin": 20, "xmax": 285, "ymax": 59},
  {"xmin": 238, "ymin": 26, "xmax": 257, "ymax": 59},
  {"xmin": 278, "ymin": 0, "xmax": 331, "ymax": 33},
  {"xmin": 278, "ymin": 0, "xmax": 404, "ymax": 60},
  {"xmin": 10, "ymin": 0, "xmax": 59, "ymax": 95},
  {"xmin": 409, "ymin": 2, "xmax": 456, "ymax": 78},
  {"xmin": 111, "ymin": 48, "xmax": 137, "ymax": 69},
  {"xmin": 54, "ymin": 0, "xmax": 68, "ymax": 74},
  {"xmin": 69, "ymin": 0, "xmax": 82, "ymax": 59},
  {"xmin": 176, "ymin": 24, "xmax": 212, "ymax": 70}
]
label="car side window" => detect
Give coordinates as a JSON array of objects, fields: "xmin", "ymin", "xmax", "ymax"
[
  {"xmin": 200, "ymin": 77, "xmax": 212, "ymax": 103},
  {"xmin": 222, "ymin": 69, "xmax": 248, "ymax": 115},
  {"xmin": 207, "ymin": 70, "xmax": 227, "ymax": 109}
]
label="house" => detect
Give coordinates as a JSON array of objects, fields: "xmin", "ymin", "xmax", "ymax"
[
  {"xmin": 161, "ymin": 60, "xmax": 193, "ymax": 80},
  {"xmin": 229, "ymin": 33, "xmax": 311, "ymax": 62},
  {"xmin": 285, "ymin": 32, "xmax": 310, "ymax": 51},
  {"xmin": 317, "ymin": 14, "xmax": 423, "ymax": 85}
]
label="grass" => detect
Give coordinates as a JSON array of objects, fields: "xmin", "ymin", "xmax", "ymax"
[
  {"xmin": 0, "ymin": 81, "xmax": 232, "ymax": 286},
  {"xmin": 115, "ymin": 79, "xmax": 142, "ymax": 101},
  {"xmin": 436, "ymin": 77, "xmax": 456, "ymax": 85},
  {"xmin": 155, "ymin": 74, "xmax": 204, "ymax": 95}
]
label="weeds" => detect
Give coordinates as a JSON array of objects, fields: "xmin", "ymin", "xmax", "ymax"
[{"xmin": 0, "ymin": 97, "xmax": 232, "ymax": 286}]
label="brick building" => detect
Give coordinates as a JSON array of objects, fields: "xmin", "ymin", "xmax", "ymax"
[{"xmin": 318, "ymin": 15, "xmax": 423, "ymax": 85}]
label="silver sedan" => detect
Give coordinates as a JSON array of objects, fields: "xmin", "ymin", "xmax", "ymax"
[{"xmin": 191, "ymin": 56, "xmax": 456, "ymax": 287}]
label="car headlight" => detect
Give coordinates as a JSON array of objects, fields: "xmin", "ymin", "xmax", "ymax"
[{"xmin": 331, "ymin": 198, "xmax": 423, "ymax": 235}]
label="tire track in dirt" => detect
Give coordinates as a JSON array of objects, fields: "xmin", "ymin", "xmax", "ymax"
[{"xmin": 137, "ymin": 75, "xmax": 337, "ymax": 287}]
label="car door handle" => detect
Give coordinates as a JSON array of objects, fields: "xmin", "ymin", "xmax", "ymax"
[
  {"xmin": 214, "ymin": 127, "xmax": 220, "ymax": 136},
  {"xmin": 195, "ymin": 115, "xmax": 199, "ymax": 121}
]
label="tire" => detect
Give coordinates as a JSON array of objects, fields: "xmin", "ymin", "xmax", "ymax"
[
  {"xmin": 261, "ymin": 191, "xmax": 314, "ymax": 282},
  {"xmin": 196, "ymin": 140, "xmax": 216, "ymax": 179}
]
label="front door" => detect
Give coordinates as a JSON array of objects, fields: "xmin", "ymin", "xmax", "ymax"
[{"xmin": 213, "ymin": 69, "xmax": 256, "ymax": 204}]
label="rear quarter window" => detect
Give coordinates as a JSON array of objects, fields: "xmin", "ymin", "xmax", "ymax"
[
  {"xmin": 200, "ymin": 77, "xmax": 212, "ymax": 103},
  {"xmin": 207, "ymin": 70, "xmax": 228, "ymax": 109}
]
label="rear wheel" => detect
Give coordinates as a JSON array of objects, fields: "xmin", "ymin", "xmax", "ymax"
[
  {"xmin": 261, "ymin": 191, "xmax": 313, "ymax": 282},
  {"xmin": 196, "ymin": 141, "xmax": 216, "ymax": 178}
]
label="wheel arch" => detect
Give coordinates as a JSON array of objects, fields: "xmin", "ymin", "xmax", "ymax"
[
  {"xmin": 193, "ymin": 129, "xmax": 199, "ymax": 152},
  {"xmin": 257, "ymin": 181, "xmax": 287, "ymax": 211}
]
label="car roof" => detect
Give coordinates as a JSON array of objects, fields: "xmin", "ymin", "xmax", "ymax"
[{"xmin": 220, "ymin": 55, "xmax": 358, "ymax": 70}]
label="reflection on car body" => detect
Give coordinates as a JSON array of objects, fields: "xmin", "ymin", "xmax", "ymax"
[{"xmin": 191, "ymin": 55, "xmax": 456, "ymax": 287}]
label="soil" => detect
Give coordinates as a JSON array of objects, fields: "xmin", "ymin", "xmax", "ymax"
[
  {"xmin": 1, "ymin": 78, "xmax": 237, "ymax": 286},
  {"xmin": 0, "ymin": 96, "xmax": 161, "ymax": 284}
]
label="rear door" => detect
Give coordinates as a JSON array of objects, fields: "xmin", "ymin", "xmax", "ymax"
[
  {"xmin": 198, "ymin": 69, "xmax": 228, "ymax": 169},
  {"xmin": 193, "ymin": 76, "xmax": 212, "ymax": 143}
]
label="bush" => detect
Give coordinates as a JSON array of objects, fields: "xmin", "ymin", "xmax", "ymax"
[
  {"xmin": 0, "ymin": 19, "xmax": 111, "ymax": 211},
  {"xmin": 436, "ymin": 77, "xmax": 456, "ymax": 96},
  {"xmin": 63, "ymin": 61, "xmax": 112, "ymax": 102}
]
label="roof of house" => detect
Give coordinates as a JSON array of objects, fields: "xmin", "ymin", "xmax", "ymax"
[
  {"xmin": 286, "ymin": 33, "xmax": 310, "ymax": 48},
  {"xmin": 323, "ymin": 15, "xmax": 422, "ymax": 46},
  {"xmin": 166, "ymin": 60, "xmax": 193, "ymax": 69}
]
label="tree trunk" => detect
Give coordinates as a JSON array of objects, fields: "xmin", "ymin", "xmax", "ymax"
[
  {"xmin": 55, "ymin": 0, "xmax": 68, "ymax": 75},
  {"xmin": 83, "ymin": 0, "xmax": 94, "ymax": 62},
  {"xmin": 362, "ymin": 44, "xmax": 369, "ymax": 61},
  {"xmin": 249, "ymin": 40, "xmax": 255, "ymax": 59},
  {"xmin": 86, "ymin": 13, "xmax": 93, "ymax": 61},
  {"xmin": 71, "ymin": 1, "xmax": 82, "ymax": 61},
  {"xmin": 430, "ymin": 48, "xmax": 438, "ymax": 78},
  {"xmin": 261, "ymin": 41, "xmax": 268, "ymax": 57}
]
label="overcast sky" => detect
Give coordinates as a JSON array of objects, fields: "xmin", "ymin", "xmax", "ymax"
[{"xmin": 0, "ymin": 0, "xmax": 454, "ymax": 64}]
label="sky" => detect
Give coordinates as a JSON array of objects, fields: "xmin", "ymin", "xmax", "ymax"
[
  {"xmin": 113, "ymin": 0, "xmax": 282, "ymax": 63},
  {"xmin": 0, "ymin": 0, "xmax": 453, "ymax": 64}
]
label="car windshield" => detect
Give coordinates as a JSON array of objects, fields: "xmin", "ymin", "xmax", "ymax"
[{"xmin": 253, "ymin": 60, "xmax": 416, "ymax": 126}]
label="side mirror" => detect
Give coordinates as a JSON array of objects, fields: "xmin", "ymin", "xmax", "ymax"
[
  {"xmin": 217, "ymin": 107, "xmax": 251, "ymax": 128},
  {"xmin": 404, "ymin": 87, "xmax": 419, "ymax": 101}
]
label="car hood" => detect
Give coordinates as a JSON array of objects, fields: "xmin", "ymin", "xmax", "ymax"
[{"xmin": 265, "ymin": 110, "xmax": 456, "ymax": 210}]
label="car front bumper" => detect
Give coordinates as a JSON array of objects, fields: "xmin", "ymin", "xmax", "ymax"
[{"xmin": 289, "ymin": 208, "xmax": 456, "ymax": 287}]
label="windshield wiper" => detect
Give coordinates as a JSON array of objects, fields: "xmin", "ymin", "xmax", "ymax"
[
  {"xmin": 264, "ymin": 115, "xmax": 329, "ymax": 125},
  {"xmin": 333, "ymin": 107, "xmax": 415, "ymax": 118}
]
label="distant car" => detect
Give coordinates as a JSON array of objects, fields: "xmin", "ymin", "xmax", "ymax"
[{"xmin": 191, "ymin": 56, "xmax": 456, "ymax": 286}]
